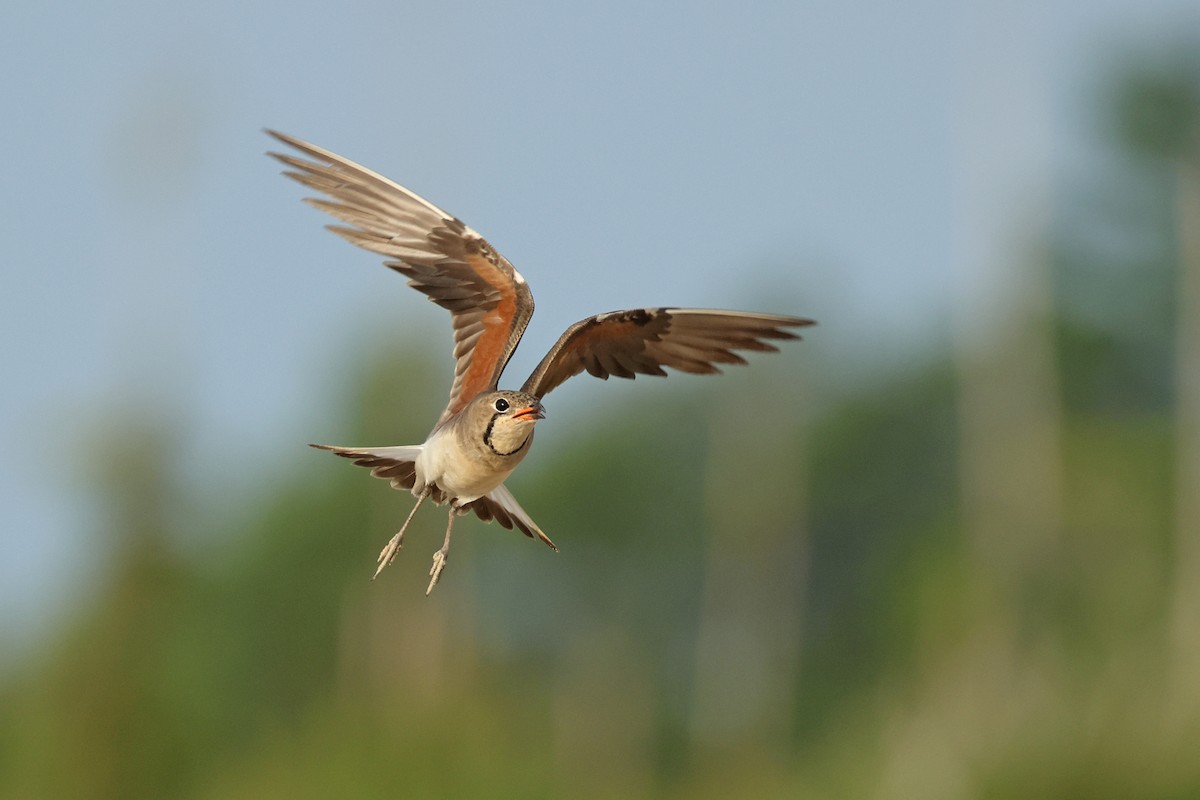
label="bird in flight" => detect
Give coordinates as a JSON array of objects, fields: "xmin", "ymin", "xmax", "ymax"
[{"xmin": 268, "ymin": 130, "xmax": 813, "ymax": 594}]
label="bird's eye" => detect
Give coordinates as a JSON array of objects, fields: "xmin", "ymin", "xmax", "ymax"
[{"xmin": 494, "ymin": 398, "xmax": 510, "ymax": 412}]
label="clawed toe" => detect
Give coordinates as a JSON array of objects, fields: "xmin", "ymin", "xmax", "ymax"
[
  {"xmin": 426, "ymin": 549, "xmax": 448, "ymax": 596},
  {"xmin": 373, "ymin": 532, "xmax": 404, "ymax": 580},
  {"xmin": 371, "ymin": 490, "xmax": 430, "ymax": 581}
]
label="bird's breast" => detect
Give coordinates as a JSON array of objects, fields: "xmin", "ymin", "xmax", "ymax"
[{"xmin": 414, "ymin": 424, "xmax": 531, "ymax": 503}]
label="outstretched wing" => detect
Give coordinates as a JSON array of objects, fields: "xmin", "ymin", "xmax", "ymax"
[
  {"xmin": 521, "ymin": 308, "xmax": 813, "ymax": 398},
  {"xmin": 268, "ymin": 130, "xmax": 534, "ymax": 427}
]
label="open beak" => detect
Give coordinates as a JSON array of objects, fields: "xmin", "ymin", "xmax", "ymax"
[{"xmin": 513, "ymin": 403, "xmax": 545, "ymax": 422}]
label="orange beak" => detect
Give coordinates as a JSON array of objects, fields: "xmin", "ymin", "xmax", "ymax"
[{"xmin": 513, "ymin": 403, "xmax": 545, "ymax": 421}]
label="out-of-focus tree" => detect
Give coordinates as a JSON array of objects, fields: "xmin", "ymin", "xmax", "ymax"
[{"xmin": 1108, "ymin": 43, "xmax": 1200, "ymax": 729}]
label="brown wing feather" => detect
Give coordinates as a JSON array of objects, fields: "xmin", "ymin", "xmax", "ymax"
[
  {"xmin": 521, "ymin": 308, "xmax": 813, "ymax": 398},
  {"xmin": 267, "ymin": 130, "xmax": 534, "ymax": 425}
]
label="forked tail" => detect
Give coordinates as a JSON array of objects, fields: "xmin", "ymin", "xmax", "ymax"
[{"xmin": 310, "ymin": 443, "xmax": 424, "ymax": 493}]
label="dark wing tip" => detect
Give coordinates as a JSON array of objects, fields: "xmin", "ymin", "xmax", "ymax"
[
  {"xmin": 786, "ymin": 317, "xmax": 817, "ymax": 334},
  {"xmin": 264, "ymin": 128, "xmax": 303, "ymax": 149},
  {"xmin": 264, "ymin": 129, "xmax": 301, "ymax": 161},
  {"xmin": 756, "ymin": 314, "xmax": 815, "ymax": 329},
  {"xmin": 765, "ymin": 315, "xmax": 816, "ymax": 340}
]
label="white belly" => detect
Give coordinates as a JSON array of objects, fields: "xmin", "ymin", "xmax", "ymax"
[{"xmin": 414, "ymin": 426, "xmax": 516, "ymax": 503}]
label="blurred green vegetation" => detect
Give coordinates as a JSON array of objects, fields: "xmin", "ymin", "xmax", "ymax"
[{"xmin": 3, "ymin": 48, "xmax": 1200, "ymax": 799}]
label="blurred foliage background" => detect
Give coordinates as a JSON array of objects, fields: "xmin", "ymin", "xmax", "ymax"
[{"xmin": 4, "ymin": 30, "xmax": 1200, "ymax": 800}]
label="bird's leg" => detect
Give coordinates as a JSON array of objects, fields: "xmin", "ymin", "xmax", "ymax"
[
  {"xmin": 373, "ymin": 488, "xmax": 430, "ymax": 580},
  {"xmin": 426, "ymin": 504, "xmax": 458, "ymax": 596}
]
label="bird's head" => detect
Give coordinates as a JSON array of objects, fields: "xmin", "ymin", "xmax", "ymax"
[{"xmin": 472, "ymin": 390, "xmax": 545, "ymax": 457}]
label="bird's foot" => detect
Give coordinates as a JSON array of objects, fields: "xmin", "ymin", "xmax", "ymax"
[
  {"xmin": 371, "ymin": 491, "xmax": 430, "ymax": 581},
  {"xmin": 426, "ymin": 548, "xmax": 449, "ymax": 596},
  {"xmin": 372, "ymin": 531, "xmax": 405, "ymax": 580}
]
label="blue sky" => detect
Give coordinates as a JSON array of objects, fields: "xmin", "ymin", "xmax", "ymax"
[{"xmin": 2, "ymin": 0, "xmax": 1196, "ymax": 649}]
